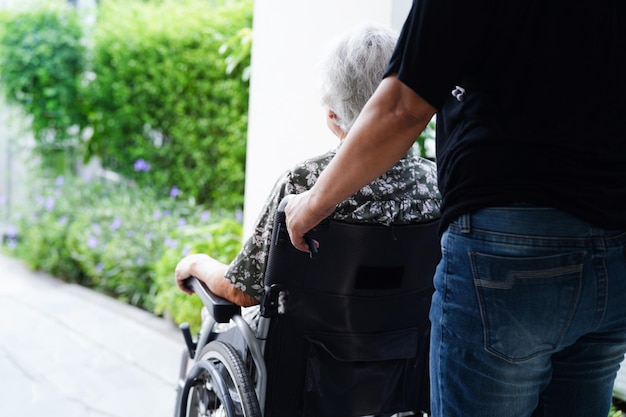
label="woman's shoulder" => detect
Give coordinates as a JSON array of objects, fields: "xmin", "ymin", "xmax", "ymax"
[{"xmin": 288, "ymin": 148, "xmax": 337, "ymax": 178}]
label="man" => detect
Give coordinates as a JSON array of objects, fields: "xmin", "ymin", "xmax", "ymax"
[{"xmin": 285, "ymin": 2, "xmax": 626, "ymax": 416}]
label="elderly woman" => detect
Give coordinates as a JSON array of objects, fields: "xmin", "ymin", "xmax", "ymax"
[{"xmin": 174, "ymin": 24, "xmax": 441, "ymax": 308}]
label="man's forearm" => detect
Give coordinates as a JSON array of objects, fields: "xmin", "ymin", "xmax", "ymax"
[
  {"xmin": 307, "ymin": 75, "xmax": 436, "ymax": 214},
  {"xmin": 285, "ymin": 76, "xmax": 437, "ymax": 252}
]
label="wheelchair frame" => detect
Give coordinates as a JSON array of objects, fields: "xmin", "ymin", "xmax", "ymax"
[
  {"xmin": 175, "ymin": 277, "xmax": 271, "ymax": 417},
  {"xmin": 174, "ymin": 279, "xmax": 430, "ymax": 417},
  {"xmin": 174, "ymin": 200, "xmax": 439, "ymax": 417}
]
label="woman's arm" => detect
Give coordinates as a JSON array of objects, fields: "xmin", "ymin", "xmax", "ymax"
[{"xmin": 175, "ymin": 253, "xmax": 259, "ymax": 307}]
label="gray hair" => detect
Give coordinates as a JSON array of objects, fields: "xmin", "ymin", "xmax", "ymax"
[{"xmin": 320, "ymin": 25, "xmax": 398, "ymax": 133}]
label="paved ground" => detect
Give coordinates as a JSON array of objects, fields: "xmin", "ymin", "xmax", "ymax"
[{"xmin": 0, "ymin": 253, "xmax": 185, "ymax": 417}]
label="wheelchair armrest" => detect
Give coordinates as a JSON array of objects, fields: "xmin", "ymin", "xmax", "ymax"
[{"xmin": 184, "ymin": 277, "xmax": 241, "ymax": 323}]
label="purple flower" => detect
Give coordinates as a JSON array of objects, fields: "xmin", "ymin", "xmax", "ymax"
[
  {"xmin": 109, "ymin": 216, "xmax": 122, "ymax": 231},
  {"xmin": 177, "ymin": 218, "xmax": 187, "ymax": 227},
  {"xmin": 153, "ymin": 210, "xmax": 162, "ymax": 221},
  {"xmin": 55, "ymin": 176, "xmax": 65, "ymax": 187},
  {"xmin": 45, "ymin": 197, "xmax": 55, "ymax": 211},
  {"xmin": 87, "ymin": 236, "xmax": 98, "ymax": 249},
  {"xmin": 58, "ymin": 216, "xmax": 68, "ymax": 225},
  {"xmin": 95, "ymin": 263, "xmax": 104, "ymax": 273},
  {"xmin": 235, "ymin": 209, "xmax": 243, "ymax": 223},
  {"xmin": 200, "ymin": 210, "xmax": 211, "ymax": 222},
  {"xmin": 133, "ymin": 158, "xmax": 151, "ymax": 172},
  {"xmin": 182, "ymin": 245, "xmax": 191, "ymax": 257},
  {"xmin": 164, "ymin": 237, "xmax": 178, "ymax": 248},
  {"xmin": 5, "ymin": 225, "xmax": 18, "ymax": 239},
  {"xmin": 169, "ymin": 186, "xmax": 180, "ymax": 198}
]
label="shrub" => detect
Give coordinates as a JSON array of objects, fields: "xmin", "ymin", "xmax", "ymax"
[
  {"xmin": 152, "ymin": 217, "xmax": 243, "ymax": 332},
  {"xmin": 0, "ymin": 1, "xmax": 86, "ymax": 174},
  {"xmin": 0, "ymin": 0, "xmax": 253, "ymax": 208},
  {"xmin": 10, "ymin": 175, "xmax": 96, "ymax": 283},
  {"xmin": 63, "ymin": 194, "xmax": 170, "ymax": 309},
  {"xmin": 610, "ymin": 406, "xmax": 623, "ymax": 417},
  {"xmin": 4, "ymin": 173, "xmax": 242, "ymax": 313},
  {"xmin": 416, "ymin": 117, "xmax": 437, "ymax": 161},
  {"xmin": 84, "ymin": 0, "xmax": 253, "ymax": 209}
]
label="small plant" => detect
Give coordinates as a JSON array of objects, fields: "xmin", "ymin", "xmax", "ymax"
[
  {"xmin": 611, "ymin": 399, "xmax": 626, "ymax": 417},
  {"xmin": 4, "ymin": 173, "xmax": 242, "ymax": 314}
]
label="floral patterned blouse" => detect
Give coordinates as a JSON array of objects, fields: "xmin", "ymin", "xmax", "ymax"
[{"xmin": 224, "ymin": 145, "xmax": 441, "ymax": 300}]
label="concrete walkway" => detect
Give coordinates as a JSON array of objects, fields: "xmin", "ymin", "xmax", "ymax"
[{"xmin": 0, "ymin": 253, "xmax": 184, "ymax": 417}]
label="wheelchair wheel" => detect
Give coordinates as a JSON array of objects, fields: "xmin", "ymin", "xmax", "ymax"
[{"xmin": 182, "ymin": 340, "xmax": 261, "ymax": 417}]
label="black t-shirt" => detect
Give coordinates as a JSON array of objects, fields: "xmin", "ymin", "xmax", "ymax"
[{"xmin": 386, "ymin": 0, "xmax": 626, "ymax": 230}]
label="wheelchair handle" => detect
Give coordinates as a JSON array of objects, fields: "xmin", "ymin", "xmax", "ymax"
[{"xmin": 183, "ymin": 277, "xmax": 241, "ymax": 323}]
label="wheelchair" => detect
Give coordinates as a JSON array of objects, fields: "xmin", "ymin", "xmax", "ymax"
[{"xmin": 174, "ymin": 198, "xmax": 441, "ymax": 417}]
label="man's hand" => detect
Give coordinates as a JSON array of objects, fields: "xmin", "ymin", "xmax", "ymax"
[{"xmin": 285, "ymin": 191, "xmax": 333, "ymax": 253}]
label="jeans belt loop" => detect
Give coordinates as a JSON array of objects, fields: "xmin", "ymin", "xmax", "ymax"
[{"xmin": 459, "ymin": 213, "xmax": 471, "ymax": 234}]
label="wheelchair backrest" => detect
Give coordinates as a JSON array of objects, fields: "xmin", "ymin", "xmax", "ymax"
[{"xmin": 260, "ymin": 204, "xmax": 441, "ymax": 417}]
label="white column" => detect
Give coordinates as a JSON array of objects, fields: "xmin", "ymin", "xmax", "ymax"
[{"xmin": 243, "ymin": 0, "xmax": 412, "ymax": 236}]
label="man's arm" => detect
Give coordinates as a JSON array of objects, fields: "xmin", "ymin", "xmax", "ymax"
[{"xmin": 285, "ymin": 75, "xmax": 437, "ymax": 252}]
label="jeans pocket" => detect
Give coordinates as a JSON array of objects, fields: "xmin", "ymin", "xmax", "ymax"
[{"xmin": 471, "ymin": 251, "xmax": 584, "ymax": 362}]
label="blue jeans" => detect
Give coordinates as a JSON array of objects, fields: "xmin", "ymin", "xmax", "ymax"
[{"xmin": 430, "ymin": 206, "xmax": 626, "ymax": 417}]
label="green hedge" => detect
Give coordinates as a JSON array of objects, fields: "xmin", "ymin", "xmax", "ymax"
[
  {"xmin": 85, "ymin": 0, "xmax": 252, "ymax": 209},
  {"xmin": 0, "ymin": 0, "xmax": 252, "ymax": 209},
  {"xmin": 0, "ymin": 2, "xmax": 86, "ymax": 174}
]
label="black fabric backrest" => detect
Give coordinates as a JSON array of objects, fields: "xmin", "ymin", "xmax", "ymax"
[{"xmin": 262, "ymin": 209, "xmax": 440, "ymax": 417}]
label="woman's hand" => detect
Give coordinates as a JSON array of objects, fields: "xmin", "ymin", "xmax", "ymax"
[
  {"xmin": 174, "ymin": 253, "xmax": 217, "ymax": 295},
  {"xmin": 174, "ymin": 253, "xmax": 258, "ymax": 307}
]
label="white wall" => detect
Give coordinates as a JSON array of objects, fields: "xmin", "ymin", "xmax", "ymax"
[{"xmin": 243, "ymin": 0, "xmax": 412, "ymax": 236}]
